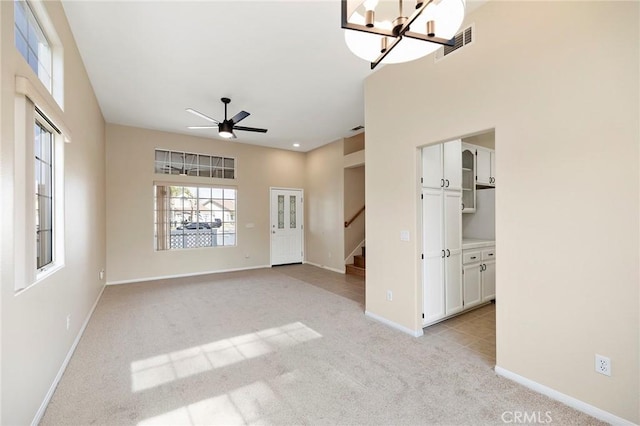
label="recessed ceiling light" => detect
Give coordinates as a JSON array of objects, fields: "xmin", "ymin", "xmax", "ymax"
[{"xmin": 293, "ymin": 143, "xmax": 300, "ymax": 148}]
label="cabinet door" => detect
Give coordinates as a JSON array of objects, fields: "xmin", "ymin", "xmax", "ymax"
[
  {"xmin": 482, "ymin": 261, "xmax": 496, "ymax": 301},
  {"xmin": 463, "ymin": 263, "xmax": 482, "ymax": 309},
  {"xmin": 445, "ymin": 252, "xmax": 463, "ymax": 315},
  {"xmin": 490, "ymin": 150, "xmax": 496, "ymax": 185},
  {"xmin": 476, "ymin": 148, "xmax": 492, "ymax": 186},
  {"xmin": 444, "ymin": 190, "xmax": 463, "ymax": 315},
  {"xmin": 443, "ymin": 139, "xmax": 462, "ymax": 190},
  {"xmin": 422, "ymin": 144, "xmax": 443, "ymax": 189},
  {"xmin": 461, "ymin": 147, "xmax": 476, "ymax": 213},
  {"xmin": 422, "ymin": 188, "xmax": 445, "ymax": 323}
]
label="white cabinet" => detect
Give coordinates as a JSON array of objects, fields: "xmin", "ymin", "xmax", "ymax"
[
  {"xmin": 476, "ymin": 147, "xmax": 496, "ymax": 186},
  {"xmin": 422, "ymin": 139, "xmax": 462, "ymax": 191},
  {"xmin": 462, "ymin": 245, "xmax": 496, "ymax": 308},
  {"xmin": 461, "ymin": 144, "xmax": 476, "ymax": 213},
  {"xmin": 422, "ymin": 187, "xmax": 463, "ymax": 325},
  {"xmin": 481, "ymin": 248, "xmax": 496, "ymax": 301},
  {"xmin": 462, "ymin": 250, "xmax": 482, "ymax": 308}
]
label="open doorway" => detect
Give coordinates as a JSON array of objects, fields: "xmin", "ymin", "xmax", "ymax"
[{"xmin": 421, "ymin": 129, "xmax": 496, "ymax": 366}]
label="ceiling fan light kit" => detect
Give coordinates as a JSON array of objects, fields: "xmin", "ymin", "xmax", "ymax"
[
  {"xmin": 187, "ymin": 97, "xmax": 268, "ymax": 140},
  {"xmin": 342, "ymin": 0, "xmax": 466, "ymax": 69}
]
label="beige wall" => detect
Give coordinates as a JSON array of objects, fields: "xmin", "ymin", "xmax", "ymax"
[
  {"xmin": 0, "ymin": 1, "xmax": 106, "ymax": 424},
  {"xmin": 365, "ymin": 1, "xmax": 638, "ymax": 422},
  {"xmin": 305, "ymin": 139, "xmax": 345, "ymax": 272},
  {"xmin": 344, "ymin": 132, "xmax": 364, "ymax": 155},
  {"xmin": 106, "ymin": 124, "xmax": 306, "ymax": 283},
  {"xmin": 344, "ymin": 165, "xmax": 365, "ymax": 258}
]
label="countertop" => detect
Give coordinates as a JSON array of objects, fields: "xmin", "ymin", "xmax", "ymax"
[{"xmin": 462, "ymin": 238, "xmax": 495, "ymax": 250}]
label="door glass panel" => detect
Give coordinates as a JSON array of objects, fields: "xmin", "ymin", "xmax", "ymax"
[
  {"xmin": 277, "ymin": 195, "xmax": 284, "ymax": 229},
  {"xmin": 289, "ymin": 195, "xmax": 297, "ymax": 229}
]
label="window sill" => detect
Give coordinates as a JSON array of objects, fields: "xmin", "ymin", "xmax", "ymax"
[{"xmin": 15, "ymin": 262, "xmax": 65, "ymax": 296}]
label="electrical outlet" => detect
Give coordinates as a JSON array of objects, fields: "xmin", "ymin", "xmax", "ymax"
[
  {"xmin": 66, "ymin": 314, "xmax": 71, "ymax": 331},
  {"xmin": 386, "ymin": 290, "xmax": 393, "ymax": 301},
  {"xmin": 595, "ymin": 354, "xmax": 611, "ymax": 376},
  {"xmin": 99, "ymin": 269, "xmax": 105, "ymax": 280}
]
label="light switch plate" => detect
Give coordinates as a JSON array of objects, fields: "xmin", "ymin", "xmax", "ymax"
[{"xmin": 400, "ymin": 231, "xmax": 410, "ymax": 241}]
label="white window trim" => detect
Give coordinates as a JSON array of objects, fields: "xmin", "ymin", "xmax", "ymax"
[
  {"xmin": 14, "ymin": 96, "xmax": 66, "ymax": 293},
  {"xmin": 15, "ymin": 0, "xmax": 65, "ymax": 108}
]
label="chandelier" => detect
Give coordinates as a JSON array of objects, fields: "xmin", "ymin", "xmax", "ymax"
[{"xmin": 341, "ymin": 0, "xmax": 466, "ymax": 69}]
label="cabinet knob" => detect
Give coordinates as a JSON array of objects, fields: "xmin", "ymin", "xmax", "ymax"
[{"xmin": 446, "ymin": 249, "xmax": 451, "ymax": 258}]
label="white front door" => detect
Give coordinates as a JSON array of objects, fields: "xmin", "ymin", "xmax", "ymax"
[{"xmin": 270, "ymin": 188, "xmax": 303, "ymax": 265}]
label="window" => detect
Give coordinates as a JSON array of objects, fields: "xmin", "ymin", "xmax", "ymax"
[
  {"xmin": 154, "ymin": 184, "xmax": 237, "ymax": 250},
  {"xmin": 35, "ymin": 120, "xmax": 54, "ymax": 269},
  {"xmin": 14, "ymin": 0, "xmax": 53, "ymax": 92},
  {"xmin": 155, "ymin": 149, "xmax": 235, "ymax": 179}
]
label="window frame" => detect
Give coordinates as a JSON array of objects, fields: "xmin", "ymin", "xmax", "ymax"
[
  {"xmin": 14, "ymin": 0, "xmax": 53, "ymax": 93},
  {"xmin": 34, "ymin": 119, "xmax": 54, "ymax": 271},
  {"xmin": 154, "ymin": 183, "xmax": 238, "ymax": 251}
]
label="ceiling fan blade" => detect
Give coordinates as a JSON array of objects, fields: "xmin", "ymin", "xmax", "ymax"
[
  {"xmin": 232, "ymin": 132, "xmax": 237, "ymax": 139},
  {"xmin": 186, "ymin": 108, "xmax": 219, "ymax": 124},
  {"xmin": 234, "ymin": 126, "xmax": 268, "ymax": 133},
  {"xmin": 187, "ymin": 126, "xmax": 218, "ymax": 129},
  {"xmin": 230, "ymin": 110, "xmax": 250, "ymax": 124}
]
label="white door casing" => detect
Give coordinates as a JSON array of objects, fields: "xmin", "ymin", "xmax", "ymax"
[{"xmin": 270, "ymin": 188, "xmax": 303, "ymax": 266}]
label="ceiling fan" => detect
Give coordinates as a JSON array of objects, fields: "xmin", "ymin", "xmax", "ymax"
[{"xmin": 186, "ymin": 97, "xmax": 268, "ymax": 139}]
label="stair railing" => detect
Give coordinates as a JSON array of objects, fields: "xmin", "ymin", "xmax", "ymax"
[{"xmin": 345, "ymin": 206, "xmax": 365, "ymax": 228}]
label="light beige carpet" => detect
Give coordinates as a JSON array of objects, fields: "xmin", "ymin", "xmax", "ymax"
[{"xmin": 41, "ymin": 267, "xmax": 602, "ymax": 425}]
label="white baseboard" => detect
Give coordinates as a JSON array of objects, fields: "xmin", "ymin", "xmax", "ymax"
[
  {"xmin": 106, "ymin": 264, "xmax": 271, "ymax": 285},
  {"xmin": 31, "ymin": 284, "xmax": 106, "ymax": 426},
  {"xmin": 303, "ymin": 260, "xmax": 345, "ymax": 274},
  {"xmin": 494, "ymin": 366, "xmax": 637, "ymax": 426},
  {"xmin": 365, "ymin": 310, "xmax": 424, "ymax": 337}
]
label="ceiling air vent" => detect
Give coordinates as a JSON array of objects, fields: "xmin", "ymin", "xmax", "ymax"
[
  {"xmin": 435, "ymin": 24, "xmax": 474, "ymax": 62},
  {"xmin": 351, "ymin": 125, "xmax": 364, "ymax": 132}
]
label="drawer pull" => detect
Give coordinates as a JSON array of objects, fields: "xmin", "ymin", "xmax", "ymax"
[
  {"xmin": 440, "ymin": 179, "xmax": 445, "ymax": 187},
  {"xmin": 470, "ymin": 256, "xmax": 477, "ymax": 259},
  {"xmin": 446, "ymin": 249, "xmax": 451, "ymax": 258},
  {"xmin": 488, "ymin": 253, "xmax": 494, "ymax": 256}
]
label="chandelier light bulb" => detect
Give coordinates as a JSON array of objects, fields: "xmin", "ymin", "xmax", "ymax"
[{"xmin": 343, "ymin": 0, "xmax": 466, "ymax": 67}]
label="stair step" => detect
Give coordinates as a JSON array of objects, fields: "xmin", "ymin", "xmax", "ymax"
[
  {"xmin": 346, "ymin": 264, "xmax": 366, "ymax": 277},
  {"xmin": 354, "ymin": 254, "xmax": 366, "ymax": 268}
]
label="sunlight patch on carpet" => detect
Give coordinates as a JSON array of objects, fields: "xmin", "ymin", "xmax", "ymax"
[
  {"xmin": 130, "ymin": 322, "xmax": 321, "ymax": 392},
  {"xmin": 137, "ymin": 380, "xmax": 278, "ymax": 425}
]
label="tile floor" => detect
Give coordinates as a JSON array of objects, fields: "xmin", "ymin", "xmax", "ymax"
[{"xmin": 275, "ymin": 263, "xmax": 496, "ymax": 366}]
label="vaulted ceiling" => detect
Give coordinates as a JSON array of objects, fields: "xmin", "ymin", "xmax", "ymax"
[{"xmin": 62, "ymin": 1, "xmax": 484, "ymax": 152}]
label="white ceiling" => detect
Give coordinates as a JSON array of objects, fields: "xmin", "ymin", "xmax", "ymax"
[{"xmin": 61, "ymin": 1, "xmax": 485, "ymax": 152}]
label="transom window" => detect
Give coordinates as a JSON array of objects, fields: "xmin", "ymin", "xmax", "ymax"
[
  {"xmin": 35, "ymin": 121, "xmax": 54, "ymax": 269},
  {"xmin": 154, "ymin": 185, "xmax": 237, "ymax": 250},
  {"xmin": 14, "ymin": 0, "xmax": 53, "ymax": 92},
  {"xmin": 155, "ymin": 149, "xmax": 235, "ymax": 179}
]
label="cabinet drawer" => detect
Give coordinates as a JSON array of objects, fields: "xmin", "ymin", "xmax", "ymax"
[
  {"xmin": 482, "ymin": 248, "xmax": 496, "ymax": 261},
  {"xmin": 463, "ymin": 251, "xmax": 481, "ymax": 264}
]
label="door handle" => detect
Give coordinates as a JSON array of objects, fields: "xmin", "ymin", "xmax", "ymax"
[
  {"xmin": 272, "ymin": 231, "xmax": 276, "ymax": 234},
  {"xmin": 445, "ymin": 179, "xmax": 450, "ymax": 187},
  {"xmin": 461, "ymin": 203, "xmax": 465, "ymax": 210},
  {"xmin": 440, "ymin": 178, "xmax": 444, "ymax": 188},
  {"xmin": 446, "ymin": 249, "xmax": 450, "ymax": 258},
  {"xmin": 441, "ymin": 250, "xmax": 445, "ymax": 258}
]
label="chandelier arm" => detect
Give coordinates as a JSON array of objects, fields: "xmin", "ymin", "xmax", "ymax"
[
  {"xmin": 342, "ymin": 22, "xmax": 396, "ymax": 38},
  {"xmin": 370, "ymin": 36, "xmax": 404, "ymax": 70},
  {"xmin": 397, "ymin": 0, "xmax": 435, "ymax": 37},
  {"xmin": 404, "ymin": 31, "xmax": 455, "ymax": 46}
]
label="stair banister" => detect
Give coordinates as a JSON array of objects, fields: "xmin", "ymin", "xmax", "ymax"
[{"xmin": 345, "ymin": 206, "xmax": 365, "ymax": 228}]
